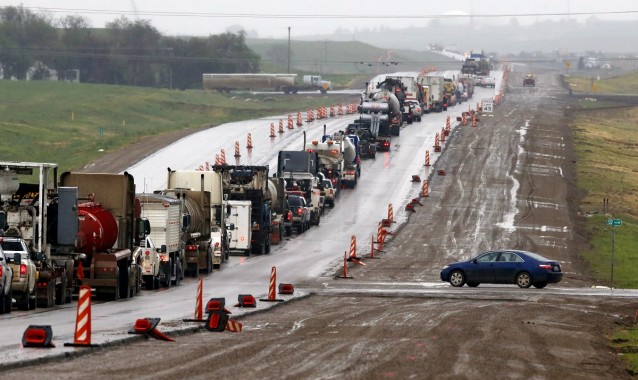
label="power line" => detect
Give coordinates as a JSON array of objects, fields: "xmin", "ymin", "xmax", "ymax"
[{"xmin": 6, "ymin": 6, "xmax": 638, "ymax": 20}]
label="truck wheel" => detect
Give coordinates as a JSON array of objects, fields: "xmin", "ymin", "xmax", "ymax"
[
  {"xmin": 28, "ymin": 288, "xmax": 37, "ymax": 310},
  {"xmin": 38, "ymin": 282, "xmax": 55, "ymax": 308},
  {"xmin": 206, "ymin": 252, "xmax": 213, "ymax": 275},
  {"xmin": 55, "ymin": 282, "xmax": 66, "ymax": 305},
  {"xmin": 174, "ymin": 261, "xmax": 182, "ymax": 286},
  {"xmin": 163, "ymin": 259, "xmax": 172, "ymax": 288},
  {"xmin": 17, "ymin": 292, "xmax": 29, "ymax": 311},
  {"xmin": 3, "ymin": 288, "xmax": 11, "ymax": 313},
  {"xmin": 112, "ymin": 268, "xmax": 121, "ymax": 301}
]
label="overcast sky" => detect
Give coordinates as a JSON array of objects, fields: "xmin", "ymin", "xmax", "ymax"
[{"xmin": 1, "ymin": 1, "xmax": 637, "ymax": 38}]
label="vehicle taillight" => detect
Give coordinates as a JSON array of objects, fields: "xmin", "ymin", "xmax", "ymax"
[
  {"xmin": 215, "ymin": 242, "xmax": 220, "ymax": 247},
  {"xmin": 297, "ymin": 207, "xmax": 303, "ymax": 216},
  {"xmin": 331, "ymin": 178, "xmax": 337, "ymax": 185},
  {"xmin": 187, "ymin": 245, "xmax": 198, "ymax": 251},
  {"xmin": 538, "ymin": 264, "xmax": 552, "ymax": 270},
  {"xmin": 145, "ymin": 250, "xmax": 150, "ymax": 256},
  {"xmin": 285, "ymin": 211, "xmax": 292, "ymax": 221},
  {"xmin": 0, "ymin": 266, "xmax": 3, "ymax": 276},
  {"xmin": 20, "ymin": 264, "xmax": 27, "ymax": 277}
]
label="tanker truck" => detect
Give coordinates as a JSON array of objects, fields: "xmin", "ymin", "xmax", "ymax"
[
  {"xmin": 0, "ymin": 163, "xmax": 147, "ymax": 303},
  {"xmin": 60, "ymin": 172, "xmax": 146, "ymax": 300},
  {"xmin": 165, "ymin": 169, "xmax": 228, "ymax": 273},
  {"xmin": 202, "ymin": 73, "xmax": 332, "ymax": 94},
  {"xmin": 306, "ymin": 129, "xmax": 359, "ymax": 189}
]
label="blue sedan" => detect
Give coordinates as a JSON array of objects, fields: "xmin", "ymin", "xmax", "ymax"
[{"xmin": 440, "ymin": 250, "xmax": 563, "ymax": 288}]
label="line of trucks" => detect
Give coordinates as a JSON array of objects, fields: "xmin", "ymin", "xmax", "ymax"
[
  {"xmin": 0, "ymin": 71, "xmax": 479, "ymax": 312},
  {"xmin": 0, "ymin": 138, "xmax": 365, "ymax": 311},
  {"xmin": 202, "ymin": 73, "xmax": 333, "ymax": 94},
  {"xmin": 351, "ymin": 72, "xmax": 476, "ymax": 152}
]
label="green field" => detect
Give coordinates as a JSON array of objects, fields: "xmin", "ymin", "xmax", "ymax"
[
  {"xmin": 571, "ymin": 104, "xmax": 638, "ymax": 288},
  {"xmin": 567, "ymin": 72, "xmax": 638, "ymax": 373},
  {"xmin": 0, "ymin": 80, "xmax": 357, "ymax": 173},
  {"xmin": 566, "ymin": 71, "xmax": 638, "ymax": 94}
]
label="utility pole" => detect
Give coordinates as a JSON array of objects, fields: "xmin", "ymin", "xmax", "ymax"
[{"xmin": 287, "ymin": 27, "xmax": 291, "ymax": 74}]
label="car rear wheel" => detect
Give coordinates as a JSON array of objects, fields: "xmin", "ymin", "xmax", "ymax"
[
  {"xmin": 449, "ymin": 270, "xmax": 465, "ymax": 287},
  {"xmin": 516, "ymin": 272, "xmax": 532, "ymax": 288},
  {"xmin": 533, "ymin": 282, "xmax": 547, "ymax": 289}
]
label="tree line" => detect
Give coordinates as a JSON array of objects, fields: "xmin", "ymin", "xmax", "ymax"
[{"xmin": 0, "ymin": 6, "xmax": 260, "ymax": 89}]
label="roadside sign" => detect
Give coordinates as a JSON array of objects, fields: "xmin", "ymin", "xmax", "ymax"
[
  {"xmin": 607, "ymin": 218, "xmax": 622, "ymax": 226},
  {"xmin": 482, "ymin": 98, "xmax": 493, "ymax": 113}
]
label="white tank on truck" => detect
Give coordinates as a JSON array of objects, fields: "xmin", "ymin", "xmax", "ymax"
[
  {"xmin": 267, "ymin": 177, "xmax": 289, "ymax": 241},
  {"xmin": 165, "ymin": 169, "xmax": 228, "ymax": 273}
]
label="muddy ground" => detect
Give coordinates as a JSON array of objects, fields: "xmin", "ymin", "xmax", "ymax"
[{"xmin": 4, "ymin": 70, "xmax": 637, "ymax": 379}]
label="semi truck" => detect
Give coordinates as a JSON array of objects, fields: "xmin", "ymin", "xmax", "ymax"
[
  {"xmin": 202, "ymin": 73, "xmax": 332, "ymax": 94},
  {"xmin": 212, "ymin": 165, "xmax": 272, "ymax": 254},
  {"xmin": 60, "ymin": 172, "xmax": 146, "ymax": 300},
  {"xmin": 136, "ymin": 193, "xmax": 184, "ymax": 288},
  {"xmin": 418, "ymin": 75, "xmax": 446, "ymax": 113},
  {"xmin": 0, "ymin": 163, "xmax": 148, "ymax": 303},
  {"xmin": 277, "ymin": 151, "xmax": 323, "ymax": 224},
  {"xmin": 165, "ymin": 169, "xmax": 229, "ymax": 273}
]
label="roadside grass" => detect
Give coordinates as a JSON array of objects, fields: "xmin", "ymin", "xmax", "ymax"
[
  {"xmin": 566, "ymin": 71, "xmax": 638, "ymax": 94},
  {"xmin": 611, "ymin": 327, "xmax": 638, "ymax": 376},
  {"xmin": 570, "ymin": 76, "xmax": 638, "ymax": 372},
  {"xmin": 0, "ymin": 80, "xmax": 358, "ymax": 173}
]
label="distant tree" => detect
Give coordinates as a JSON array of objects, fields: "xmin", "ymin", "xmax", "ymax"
[
  {"xmin": 577, "ymin": 56, "xmax": 585, "ymax": 70},
  {"xmin": 106, "ymin": 17, "xmax": 162, "ymax": 86},
  {"xmin": 0, "ymin": 6, "xmax": 56, "ymax": 79}
]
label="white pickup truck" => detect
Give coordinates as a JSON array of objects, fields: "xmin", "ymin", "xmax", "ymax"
[{"xmin": 1, "ymin": 237, "xmax": 35, "ymax": 310}]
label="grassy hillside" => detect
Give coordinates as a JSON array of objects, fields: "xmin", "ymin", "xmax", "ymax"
[
  {"xmin": 247, "ymin": 38, "xmax": 459, "ymax": 78},
  {"xmin": 0, "ymin": 80, "xmax": 357, "ymax": 173}
]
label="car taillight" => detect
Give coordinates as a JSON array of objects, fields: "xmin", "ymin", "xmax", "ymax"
[
  {"xmin": 0, "ymin": 266, "xmax": 3, "ymax": 276},
  {"xmin": 331, "ymin": 178, "xmax": 337, "ymax": 185},
  {"xmin": 145, "ymin": 250, "xmax": 150, "ymax": 256},
  {"xmin": 538, "ymin": 264, "xmax": 552, "ymax": 270},
  {"xmin": 20, "ymin": 264, "xmax": 27, "ymax": 277},
  {"xmin": 187, "ymin": 245, "xmax": 198, "ymax": 251},
  {"xmin": 297, "ymin": 207, "xmax": 303, "ymax": 216},
  {"xmin": 215, "ymin": 242, "xmax": 220, "ymax": 247},
  {"xmin": 285, "ymin": 211, "xmax": 292, "ymax": 221}
]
